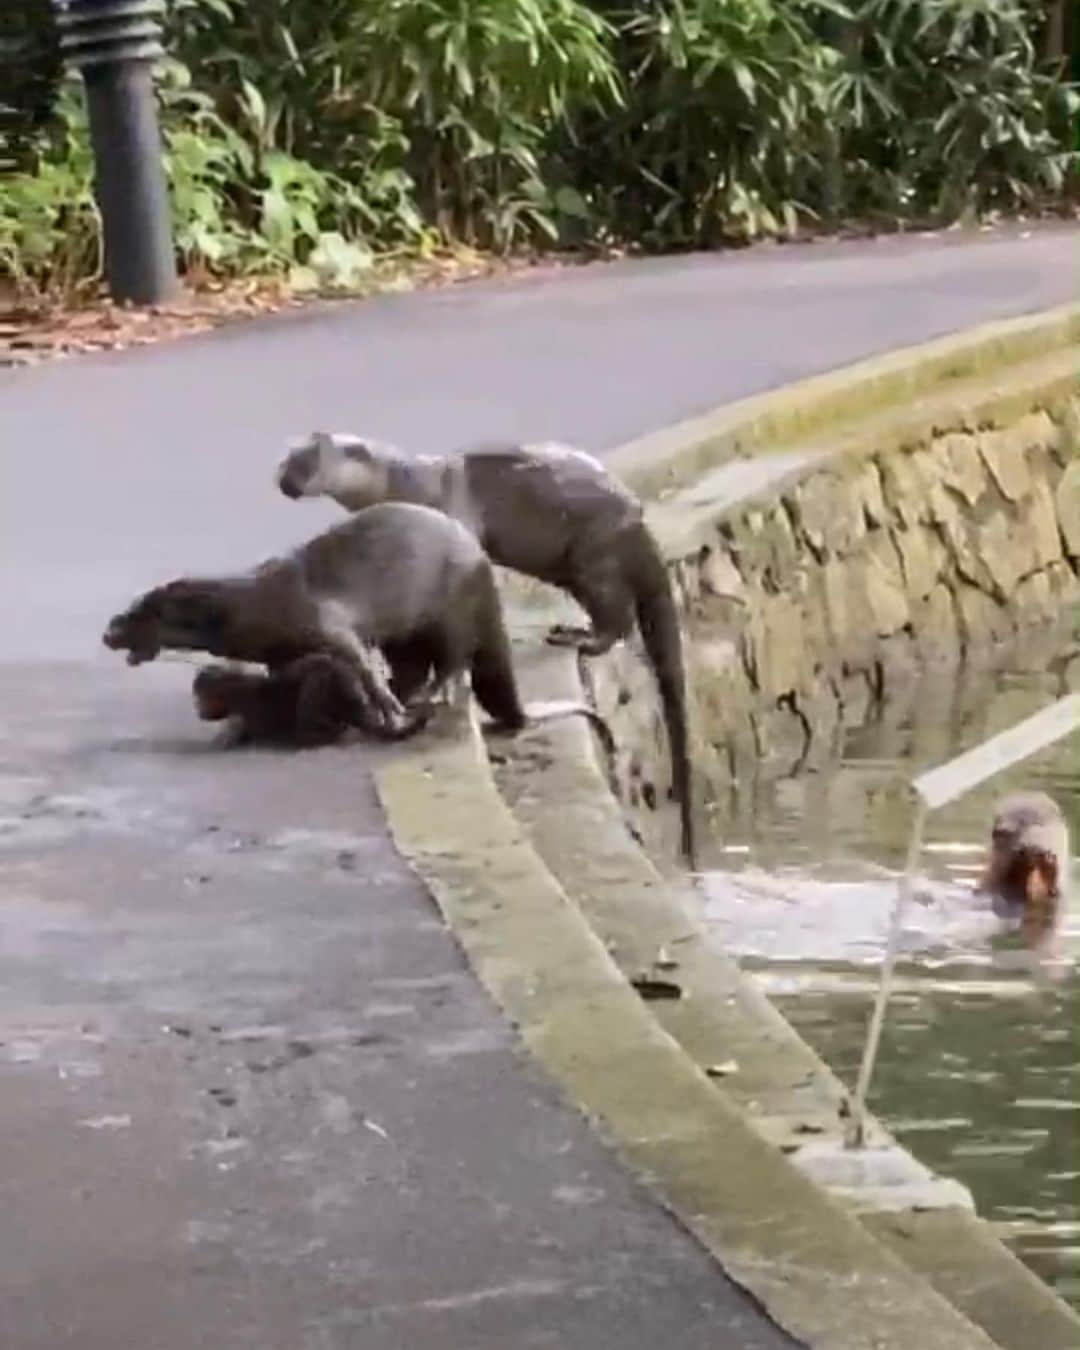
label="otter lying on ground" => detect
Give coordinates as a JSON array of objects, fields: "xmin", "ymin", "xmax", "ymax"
[
  {"xmin": 193, "ymin": 654, "xmax": 433, "ymax": 748},
  {"xmin": 103, "ymin": 501, "xmax": 528, "ymax": 735},
  {"xmin": 193, "ymin": 658, "xmax": 614, "ymax": 754},
  {"xmin": 276, "ymin": 432, "xmax": 696, "ymax": 867}
]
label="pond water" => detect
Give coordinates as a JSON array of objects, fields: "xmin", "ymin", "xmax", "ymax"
[{"xmin": 701, "ymin": 633, "xmax": 1080, "ymax": 1311}]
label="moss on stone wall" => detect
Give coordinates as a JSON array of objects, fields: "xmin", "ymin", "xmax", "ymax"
[{"xmin": 588, "ymin": 394, "xmax": 1080, "ymax": 862}]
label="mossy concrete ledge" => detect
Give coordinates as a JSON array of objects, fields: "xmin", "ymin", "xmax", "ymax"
[
  {"xmin": 376, "ymin": 712, "xmax": 1000, "ymax": 1350},
  {"xmin": 607, "ymin": 301, "xmax": 1080, "ymax": 503}
]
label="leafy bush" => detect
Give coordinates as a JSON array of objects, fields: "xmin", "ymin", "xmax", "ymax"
[
  {"xmin": 0, "ymin": 85, "xmax": 99, "ymax": 296},
  {"xmin": 167, "ymin": 0, "xmax": 619, "ymax": 251},
  {"xmin": 568, "ymin": 0, "xmax": 842, "ymax": 247},
  {"xmin": 0, "ymin": 0, "xmax": 62, "ymax": 173},
  {"xmin": 1, "ymin": 62, "xmax": 385, "ymax": 301},
  {"xmin": 165, "ymin": 0, "xmax": 428, "ymax": 250},
  {"xmin": 824, "ymin": 0, "xmax": 1079, "ymax": 222},
  {"xmin": 2, "ymin": 0, "xmax": 1076, "ymax": 297},
  {"xmin": 351, "ymin": 0, "xmax": 620, "ymax": 248},
  {"xmin": 158, "ymin": 60, "xmax": 383, "ymax": 286},
  {"xmin": 566, "ymin": 0, "xmax": 1076, "ymax": 247}
]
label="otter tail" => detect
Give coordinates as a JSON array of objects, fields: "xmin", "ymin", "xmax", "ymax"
[{"xmin": 628, "ymin": 527, "xmax": 696, "ymax": 870}]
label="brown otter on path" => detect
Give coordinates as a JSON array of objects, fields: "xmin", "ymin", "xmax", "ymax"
[
  {"xmin": 193, "ymin": 654, "xmax": 434, "ymax": 748},
  {"xmin": 103, "ymin": 501, "xmax": 528, "ymax": 734},
  {"xmin": 194, "ymin": 657, "xmax": 615, "ymax": 754},
  {"xmin": 980, "ymin": 790, "xmax": 1069, "ymax": 949},
  {"xmin": 276, "ymin": 432, "xmax": 696, "ymax": 867}
]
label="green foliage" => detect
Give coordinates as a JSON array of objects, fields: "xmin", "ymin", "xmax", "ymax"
[
  {"xmin": 0, "ymin": 0, "xmax": 62, "ymax": 173},
  {"xmin": 0, "ymin": 64, "xmax": 387, "ymax": 300},
  {"xmin": 571, "ymin": 0, "xmax": 841, "ymax": 246},
  {"xmin": 156, "ymin": 62, "xmax": 255, "ymax": 275},
  {"xmin": 566, "ymin": 0, "xmax": 1076, "ymax": 246},
  {"xmin": 166, "ymin": 0, "xmax": 619, "ymax": 251},
  {"xmin": 2, "ymin": 0, "xmax": 1076, "ymax": 298},
  {"xmin": 158, "ymin": 60, "xmax": 382, "ymax": 287},
  {"xmin": 0, "ymin": 85, "xmax": 99, "ymax": 295},
  {"xmin": 824, "ymin": 0, "xmax": 1079, "ymax": 221},
  {"xmin": 352, "ymin": 0, "xmax": 621, "ymax": 248}
]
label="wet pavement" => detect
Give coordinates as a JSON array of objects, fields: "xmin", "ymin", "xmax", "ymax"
[
  {"xmin": 0, "ymin": 664, "xmax": 794, "ymax": 1350},
  {"xmin": 1, "ymin": 225, "xmax": 1077, "ymax": 1347}
]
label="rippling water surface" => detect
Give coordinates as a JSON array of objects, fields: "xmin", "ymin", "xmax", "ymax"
[{"xmin": 702, "ymin": 645, "xmax": 1080, "ymax": 1309}]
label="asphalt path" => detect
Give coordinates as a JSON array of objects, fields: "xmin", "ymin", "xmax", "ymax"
[
  {"xmin": 2, "ymin": 222, "xmax": 1076, "ymax": 660},
  {"xmin": 0, "ymin": 224, "xmax": 1075, "ymax": 1348}
]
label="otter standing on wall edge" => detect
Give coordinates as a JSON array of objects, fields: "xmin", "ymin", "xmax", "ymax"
[
  {"xmin": 277, "ymin": 432, "xmax": 697, "ymax": 868},
  {"xmin": 102, "ymin": 501, "xmax": 528, "ymax": 734}
]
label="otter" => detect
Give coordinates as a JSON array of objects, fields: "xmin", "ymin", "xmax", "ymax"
[
  {"xmin": 192, "ymin": 654, "xmax": 434, "ymax": 748},
  {"xmin": 979, "ymin": 790, "xmax": 1069, "ymax": 950},
  {"xmin": 103, "ymin": 501, "xmax": 527, "ymax": 733},
  {"xmin": 276, "ymin": 432, "xmax": 696, "ymax": 867},
  {"xmin": 192, "ymin": 655, "xmax": 606, "ymax": 750}
]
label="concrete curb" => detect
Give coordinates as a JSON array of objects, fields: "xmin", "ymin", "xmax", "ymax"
[
  {"xmin": 375, "ymin": 714, "xmax": 1000, "ymax": 1350},
  {"xmin": 643, "ymin": 341, "xmax": 1079, "ymax": 564},
  {"xmin": 609, "ymin": 302, "xmax": 1080, "ymax": 501}
]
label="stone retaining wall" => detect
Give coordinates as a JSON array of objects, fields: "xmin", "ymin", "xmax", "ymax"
[{"xmin": 587, "ymin": 393, "xmax": 1080, "ymax": 862}]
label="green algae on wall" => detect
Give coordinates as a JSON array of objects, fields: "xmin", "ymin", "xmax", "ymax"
[{"xmin": 588, "ymin": 394, "xmax": 1080, "ymax": 864}]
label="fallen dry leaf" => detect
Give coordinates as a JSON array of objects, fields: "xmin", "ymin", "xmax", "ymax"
[
  {"xmin": 705, "ymin": 1060, "xmax": 739, "ymax": 1078},
  {"xmin": 630, "ymin": 975, "xmax": 684, "ymax": 1002},
  {"xmin": 0, "ymin": 249, "xmax": 594, "ymax": 370}
]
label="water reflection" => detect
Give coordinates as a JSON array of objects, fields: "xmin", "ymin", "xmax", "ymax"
[
  {"xmin": 761, "ymin": 970, "xmax": 1080, "ymax": 1309},
  {"xmin": 702, "ymin": 639, "xmax": 1080, "ymax": 1310}
]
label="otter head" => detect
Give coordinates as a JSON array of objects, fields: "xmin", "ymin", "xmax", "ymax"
[
  {"xmin": 984, "ymin": 791, "xmax": 1068, "ymax": 945},
  {"xmin": 103, "ymin": 581, "xmax": 229, "ymax": 666},
  {"xmin": 276, "ymin": 431, "xmax": 384, "ymax": 506},
  {"xmin": 192, "ymin": 663, "xmax": 255, "ymax": 720}
]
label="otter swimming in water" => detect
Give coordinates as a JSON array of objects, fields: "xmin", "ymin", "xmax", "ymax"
[{"xmin": 978, "ymin": 790, "xmax": 1069, "ymax": 955}]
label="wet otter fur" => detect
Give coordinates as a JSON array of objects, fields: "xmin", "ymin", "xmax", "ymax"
[
  {"xmin": 103, "ymin": 501, "xmax": 527, "ymax": 734},
  {"xmin": 193, "ymin": 654, "xmax": 434, "ymax": 748},
  {"xmin": 980, "ymin": 790, "xmax": 1069, "ymax": 949},
  {"xmin": 277, "ymin": 432, "xmax": 696, "ymax": 867}
]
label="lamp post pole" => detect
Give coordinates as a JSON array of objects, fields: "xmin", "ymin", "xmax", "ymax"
[{"xmin": 51, "ymin": 0, "xmax": 177, "ymax": 305}]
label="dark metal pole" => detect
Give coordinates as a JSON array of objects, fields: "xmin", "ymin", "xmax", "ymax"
[{"xmin": 51, "ymin": 0, "xmax": 177, "ymax": 305}]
